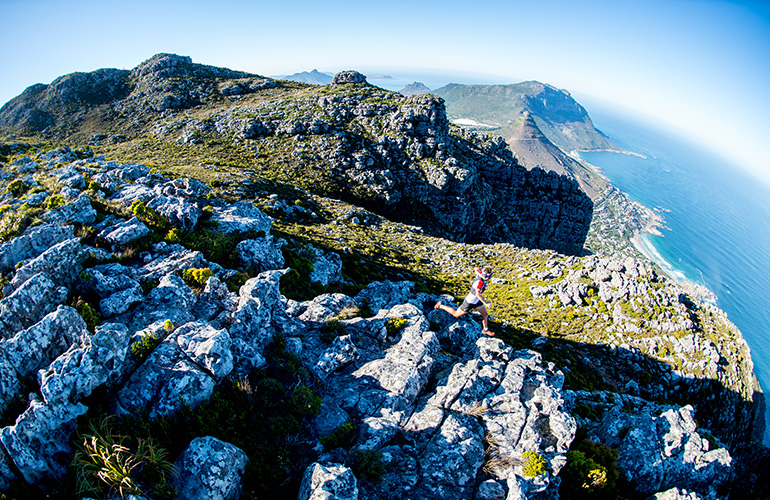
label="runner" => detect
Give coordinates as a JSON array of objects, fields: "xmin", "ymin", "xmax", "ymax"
[{"xmin": 434, "ymin": 266, "xmax": 494, "ymax": 336}]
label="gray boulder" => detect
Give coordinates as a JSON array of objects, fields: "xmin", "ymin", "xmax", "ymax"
[
  {"xmin": 0, "ymin": 272, "xmax": 67, "ymax": 339},
  {"xmin": 297, "ymin": 293, "xmax": 358, "ymax": 322},
  {"xmin": 114, "ymin": 320, "xmax": 233, "ymax": 418},
  {"xmin": 0, "ymin": 397, "xmax": 87, "ymax": 486},
  {"xmin": 314, "ymin": 335, "xmax": 359, "ymax": 380},
  {"xmin": 38, "ymin": 322, "xmax": 131, "ymax": 404},
  {"xmin": 2, "ymin": 305, "xmax": 89, "ymax": 379},
  {"xmin": 139, "ymin": 243, "xmax": 208, "ymax": 282},
  {"xmin": 97, "ymin": 216, "xmax": 150, "ymax": 247},
  {"xmin": 584, "ymin": 396, "xmax": 732, "ymax": 496},
  {"xmin": 0, "ymin": 222, "xmax": 74, "ymax": 274},
  {"xmin": 210, "ymin": 201, "xmax": 272, "ymax": 235},
  {"xmin": 8, "ymin": 238, "xmax": 86, "ymax": 292},
  {"xmin": 122, "ymin": 273, "xmax": 197, "ymax": 333},
  {"xmin": 236, "ymin": 235, "xmax": 284, "ymax": 273},
  {"xmin": 148, "ymin": 195, "xmax": 202, "ymax": 231},
  {"xmin": 298, "ymin": 462, "xmax": 358, "ymax": 500},
  {"xmin": 173, "ymin": 436, "xmax": 248, "ymax": 500},
  {"xmin": 332, "ymin": 71, "xmax": 367, "ymax": 85},
  {"xmin": 354, "ymin": 280, "xmax": 415, "ymax": 314},
  {"xmin": 43, "ymin": 193, "xmax": 96, "ymax": 226}
]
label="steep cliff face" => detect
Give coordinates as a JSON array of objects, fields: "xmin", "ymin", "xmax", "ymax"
[{"xmin": 0, "ymin": 55, "xmax": 593, "ymax": 255}]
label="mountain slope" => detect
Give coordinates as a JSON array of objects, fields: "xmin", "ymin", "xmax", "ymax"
[
  {"xmin": 502, "ymin": 111, "xmax": 608, "ymax": 199},
  {"xmin": 433, "ymin": 81, "xmax": 618, "ymax": 153},
  {"xmin": 0, "ymin": 54, "xmax": 593, "ymax": 255},
  {"xmin": 279, "ymin": 69, "xmax": 334, "ymax": 85}
]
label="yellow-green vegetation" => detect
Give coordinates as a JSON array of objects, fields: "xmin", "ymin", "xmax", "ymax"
[
  {"xmin": 181, "ymin": 267, "xmax": 214, "ymax": 288},
  {"xmin": 521, "ymin": 451, "xmax": 547, "ymax": 477},
  {"xmin": 130, "ymin": 332, "xmax": 161, "ymax": 361},
  {"xmin": 559, "ymin": 430, "xmax": 623, "ymax": 499},
  {"xmin": 385, "ymin": 317, "xmax": 408, "ymax": 337}
]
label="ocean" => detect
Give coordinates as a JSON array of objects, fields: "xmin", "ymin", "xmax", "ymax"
[{"xmin": 578, "ymin": 108, "xmax": 770, "ymax": 445}]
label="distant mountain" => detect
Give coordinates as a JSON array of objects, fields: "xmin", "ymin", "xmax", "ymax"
[
  {"xmin": 503, "ymin": 111, "xmax": 607, "ymax": 199},
  {"xmin": 399, "ymin": 82, "xmax": 432, "ymax": 96},
  {"xmin": 279, "ymin": 69, "xmax": 333, "ymax": 85},
  {"xmin": 433, "ymin": 81, "xmax": 618, "ymax": 153}
]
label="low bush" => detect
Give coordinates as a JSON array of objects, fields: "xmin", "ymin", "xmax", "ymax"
[{"xmin": 522, "ymin": 451, "xmax": 546, "ymax": 477}]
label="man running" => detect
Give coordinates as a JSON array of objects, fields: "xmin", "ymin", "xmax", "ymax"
[{"xmin": 434, "ymin": 266, "xmax": 494, "ymax": 336}]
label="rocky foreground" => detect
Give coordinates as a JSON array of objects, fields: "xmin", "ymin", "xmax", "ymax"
[{"xmin": 0, "ymin": 147, "xmax": 764, "ymax": 499}]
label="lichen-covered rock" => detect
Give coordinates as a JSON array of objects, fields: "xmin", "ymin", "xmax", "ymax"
[
  {"xmin": 38, "ymin": 322, "xmax": 131, "ymax": 404},
  {"xmin": 0, "ymin": 222, "xmax": 74, "ymax": 274},
  {"xmin": 43, "ymin": 193, "xmax": 96, "ymax": 225},
  {"xmin": 173, "ymin": 436, "xmax": 248, "ymax": 500},
  {"xmin": 314, "ymin": 335, "xmax": 359, "ymax": 379},
  {"xmin": 97, "ymin": 216, "xmax": 150, "ymax": 247},
  {"xmin": 297, "ymin": 293, "xmax": 358, "ymax": 323},
  {"xmin": 0, "ymin": 272, "xmax": 67, "ymax": 339},
  {"xmin": 121, "ymin": 273, "xmax": 197, "ymax": 332},
  {"xmin": 148, "ymin": 195, "xmax": 202, "ymax": 231},
  {"xmin": 210, "ymin": 200, "xmax": 272, "ymax": 235},
  {"xmin": 575, "ymin": 393, "xmax": 732, "ymax": 497},
  {"xmin": 0, "ymin": 397, "xmax": 87, "ymax": 487},
  {"xmin": 139, "ymin": 243, "xmax": 208, "ymax": 282},
  {"xmin": 332, "ymin": 71, "xmax": 367, "ymax": 85},
  {"xmin": 174, "ymin": 320, "xmax": 233, "ymax": 378},
  {"xmin": 113, "ymin": 322, "xmax": 225, "ymax": 417},
  {"xmin": 2, "ymin": 305, "xmax": 89, "ymax": 379},
  {"xmin": 298, "ymin": 462, "xmax": 358, "ymax": 500},
  {"xmin": 354, "ymin": 280, "xmax": 415, "ymax": 315},
  {"xmin": 7, "ymin": 238, "xmax": 86, "ymax": 292},
  {"xmin": 236, "ymin": 235, "xmax": 284, "ymax": 273}
]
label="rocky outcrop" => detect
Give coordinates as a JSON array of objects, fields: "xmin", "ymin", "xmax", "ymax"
[
  {"xmin": 0, "ymin": 55, "xmax": 593, "ymax": 254},
  {"xmin": 173, "ymin": 436, "xmax": 248, "ymax": 500}
]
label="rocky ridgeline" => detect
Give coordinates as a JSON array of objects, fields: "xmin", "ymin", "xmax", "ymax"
[
  {"xmin": 0, "ymin": 149, "xmax": 730, "ymax": 499},
  {"xmin": 0, "ymin": 54, "xmax": 593, "ymax": 256},
  {"xmin": 524, "ymin": 253, "xmax": 763, "ymax": 447},
  {"xmin": 0, "ymin": 150, "xmax": 745, "ymax": 499}
]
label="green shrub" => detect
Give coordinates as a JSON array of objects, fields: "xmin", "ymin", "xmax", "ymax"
[
  {"xmin": 522, "ymin": 451, "xmax": 546, "ymax": 477},
  {"xmin": 385, "ymin": 317, "xmax": 407, "ymax": 337},
  {"xmin": 559, "ymin": 437, "xmax": 621, "ymax": 499},
  {"xmin": 45, "ymin": 195, "xmax": 67, "ymax": 210},
  {"xmin": 73, "ymin": 416, "xmax": 176, "ymax": 499},
  {"xmin": 181, "ymin": 267, "xmax": 214, "ymax": 288},
  {"xmin": 290, "ymin": 385, "xmax": 321, "ymax": 418},
  {"xmin": 320, "ymin": 319, "xmax": 346, "ymax": 343},
  {"xmin": 77, "ymin": 301, "xmax": 100, "ymax": 334},
  {"xmin": 349, "ymin": 447, "xmax": 384, "ymax": 482},
  {"xmin": 131, "ymin": 200, "xmax": 169, "ymax": 234},
  {"xmin": 320, "ymin": 421, "xmax": 358, "ymax": 451},
  {"xmin": 6, "ymin": 179, "xmax": 27, "ymax": 197},
  {"xmin": 130, "ymin": 333, "xmax": 161, "ymax": 361}
]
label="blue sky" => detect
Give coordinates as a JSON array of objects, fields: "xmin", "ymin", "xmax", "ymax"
[{"xmin": 1, "ymin": 0, "xmax": 768, "ymax": 185}]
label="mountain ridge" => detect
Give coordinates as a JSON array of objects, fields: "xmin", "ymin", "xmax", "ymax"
[{"xmin": 0, "ymin": 54, "xmax": 767, "ymax": 499}]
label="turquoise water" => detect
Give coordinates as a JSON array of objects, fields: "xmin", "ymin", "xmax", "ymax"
[{"xmin": 580, "ymin": 110, "xmax": 770, "ymax": 445}]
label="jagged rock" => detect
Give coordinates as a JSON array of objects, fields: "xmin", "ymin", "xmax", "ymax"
[
  {"xmin": 220, "ymin": 77, "xmax": 277, "ymax": 96},
  {"xmin": 314, "ymin": 335, "xmax": 359, "ymax": 379},
  {"xmin": 195, "ymin": 275, "xmax": 233, "ymax": 322},
  {"xmin": 0, "ymin": 354, "xmax": 22, "ymax": 416},
  {"xmin": 173, "ymin": 436, "xmax": 248, "ymax": 500},
  {"xmin": 139, "ymin": 243, "xmax": 208, "ymax": 282},
  {"xmin": 298, "ymin": 462, "xmax": 358, "ymax": 500},
  {"xmin": 148, "ymin": 195, "xmax": 202, "ymax": 232},
  {"xmin": 0, "ymin": 397, "xmax": 86, "ymax": 487},
  {"xmin": 0, "ymin": 447, "xmax": 17, "ymax": 491},
  {"xmin": 38, "ymin": 322, "xmax": 131, "ymax": 404},
  {"xmin": 236, "ymin": 235, "xmax": 285, "ymax": 273},
  {"xmin": 303, "ymin": 245, "xmax": 342, "ymax": 286},
  {"xmin": 174, "ymin": 320, "xmax": 233, "ymax": 378},
  {"xmin": 122, "ymin": 273, "xmax": 197, "ymax": 334},
  {"xmin": 43, "ymin": 193, "xmax": 96, "ymax": 225},
  {"xmin": 0, "ymin": 222, "xmax": 75, "ymax": 274},
  {"xmin": 332, "ymin": 71, "xmax": 367, "ymax": 85},
  {"xmin": 0, "ymin": 272, "xmax": 67, "ymax": 339},
  {"xmin": 354, "ymin": 280, "xmax": 415, "ymax": 314},
  {"xmin": 395, "ymin": 341, "xmax": 575, "ymax": 499},
  {"xmin": 297, "ymin": 293, "xmax": 358, "ymax": 323},
  {"xmin": 114, "ymin": 319, "xmax": 232, "ymax": 418},
  {"xmin": 97, "ymin": 216, "xmax": 150, "ymax": 247},
  {"xmin": 91, "ymin": 162, "xmax": 150, "ymax": 192},
  {"xmin": 583, "ymin": 396, "xmax": 731, "ymax": 496},
  {"xmin": 210, "ymin": 200, "xmax": 272, "ymax": 235},
  {"xmin": 7, "ymin": 238, "xmax": 86, "ymax": 292},
  {"xmin": 2, "ymin": 306, "xmax": 89, "ymax": 379},
  {"xmin": 100, "ymin": 285, "xmax": 144, "ymax": 317},
  {"xmin": 53, "ymin": 165, "xmax": 85, "ymax": 190}
]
